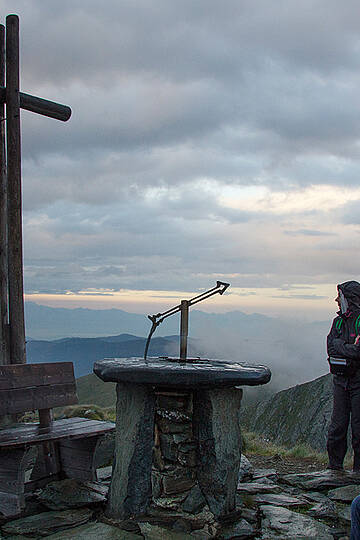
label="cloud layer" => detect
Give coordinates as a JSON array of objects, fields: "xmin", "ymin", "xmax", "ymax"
[{"xmin": 2, "ymin": 0, "xmax": 360, "ymax": 316}]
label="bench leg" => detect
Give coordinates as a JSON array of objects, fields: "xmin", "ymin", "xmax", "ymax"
[
  {"xmin": 29, "ymin": 442, "xmax": 61, "ymax": 487},
  {"xmin": 58, "ymin": 436, "xmax": 103, "ymax": 482},
  {"xmin": 0, "ymin": 447, "xmax": 32, "ymax": 517}
]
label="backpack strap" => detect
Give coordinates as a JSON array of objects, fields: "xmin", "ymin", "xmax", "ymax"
[
  {"xmin": 356, "ymin": 314, "xmax": 360, "ymax": 335},
  {"xmin": 336, "ymin": 318, "xmax": 343, "ymax": 332}
]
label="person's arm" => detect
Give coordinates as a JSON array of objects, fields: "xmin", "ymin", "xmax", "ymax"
[
  {"xmin": 327, "ymin": 318, "xmax": 360, "ymax": 359},
  {"xmin": 327, "ymin": 319, "xmax": 342, "ymax": 356},
  {"xmin": 330, "ymin": 338, "xmax": 360, "ymax": 360}
]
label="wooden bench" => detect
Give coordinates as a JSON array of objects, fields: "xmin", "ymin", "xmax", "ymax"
[{"xmin": 0, "ymin": 362, "xmax": 115, "ymax": 517}]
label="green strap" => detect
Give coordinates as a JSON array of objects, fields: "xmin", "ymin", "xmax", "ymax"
[
  {"xmin": 356, "ymin": 314, "xmax": 360, "ymax": 335},
  {"xmin": 336, "ymin": 318, "xmax": 343, "ymax": 331}
]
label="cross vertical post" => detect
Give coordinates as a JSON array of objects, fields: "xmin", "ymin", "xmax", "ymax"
[
  {"xmin": 6, "ymin": 15, "xmax": 25, "ymax": 364},
  {"xmin": 0, "ymin": 24, "xmax": 9, "ymax": 365},
  {"xmin": 0, "ymin": 14, "xmax": 71, "ymax": 366}
]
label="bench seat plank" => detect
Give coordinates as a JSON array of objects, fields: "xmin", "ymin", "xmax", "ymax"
[{"xmin": 0, "ymin": 417, "xmax": 115, "ymax": 448}]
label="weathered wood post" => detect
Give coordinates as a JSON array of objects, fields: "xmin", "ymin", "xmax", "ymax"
[
  {"xmin": 0, "ymin": 23, "xmax": 9, "ymax": 366},
  {"xmin": 6, "ymin": 15, "xmax": 25, "ymax": 364},
  {"xmin": 0, "ymin": 14, "xmax": 71, "ymax": 367}
]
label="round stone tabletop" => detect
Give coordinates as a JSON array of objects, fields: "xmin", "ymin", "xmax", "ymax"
[{"xmin": 93, "ymin": 357, "xmax": 271, "ymax": 389}]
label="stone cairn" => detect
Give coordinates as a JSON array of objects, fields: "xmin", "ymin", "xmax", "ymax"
[{"xmin": 152, "ymin": 391, "xmax": 199, "ymax": 511}]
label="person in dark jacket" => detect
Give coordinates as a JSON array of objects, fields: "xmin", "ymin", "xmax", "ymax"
[{"xmin": 327, "ymin": 280, "xmax": 360, "ymax": 472}]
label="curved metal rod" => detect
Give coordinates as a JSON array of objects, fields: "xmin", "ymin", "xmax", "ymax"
[{"xmin": 143, "ymin": 280, "xmax": 230, "ymax": 360}]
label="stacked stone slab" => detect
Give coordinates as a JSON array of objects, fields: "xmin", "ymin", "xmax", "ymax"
[
  {"xmin": 152, "ymin": 388, "xmax": 243, "ymax": 520},
  {"xmin": 152, "ymin": 391, "xmax": 197, "ymax": 508}
]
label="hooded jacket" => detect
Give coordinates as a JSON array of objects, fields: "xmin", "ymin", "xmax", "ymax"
[{"xmin": 327, "ymin": 281, "xmax": 360, "ymax": 368}]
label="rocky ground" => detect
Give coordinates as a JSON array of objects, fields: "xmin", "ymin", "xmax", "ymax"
[{"xmin": 0, "ymin": 454, "xmax": 356, "ymax": 539}]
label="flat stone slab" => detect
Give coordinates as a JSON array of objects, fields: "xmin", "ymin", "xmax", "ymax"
[
  {"xmin": 252, "ymin": 468, "xmax": 278, "ymax": 481},
  {"xmin": 253, "ymin": 493, "xmax": 306, "ymax": 507},
  {"xmin": 46, "ymin": 522, "xmax": 140, "ymax": 539},
  {"xmin": 260, "ymin": 504, "xmax": 334, "ymax": 539},
  {"xmin": 139, "ymin": 522, "xmax": 193, "ymax": 539},
  {"xmin": 94, "ymin": 357, "xmax": 271, "ymax": 389},
  {"xmin": 38, "ymin": 479, "xmax": 106, "ymax": 510},
  {"xmin": 218, "ymin": 519, "xmax": 255, "ymax": 539},
  {"xmin": 237, "ymin": 482, "xmax": 282, "ymax": 494},
  {"xmin": 328, "ymin": 484, "xmax": 360, "ymax": 503},
  {"xmin": 1, "ymin": 508, "xmax": 93, "ymax": 537},
  {"xmin": 280, "ymin": 470, "xmax": 360, "ymax": 491}
]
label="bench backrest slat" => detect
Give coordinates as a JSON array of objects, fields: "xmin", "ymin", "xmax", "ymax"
[
  {"xmin": 0, "ymin": 362, "xmax": 75, "ymax": 390},
  {"xmin": 0, "ymin": 362, "xmax": 78, "ymax": 415}
]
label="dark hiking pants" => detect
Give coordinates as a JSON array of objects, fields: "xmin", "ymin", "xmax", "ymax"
[{"xmin": 327, "ymin": 373, "xmax": 360, "ymax": 471}]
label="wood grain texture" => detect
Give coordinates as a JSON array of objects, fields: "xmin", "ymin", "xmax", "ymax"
[
  {"xmin": 0, "ymin": 417, "xmax": 115, "ymax": 447},
  {"xmin": 0, "ymin": 24, "xmax": 9, "ymax": 367},
  {"xmin": 6, "ymin": 14, "xmax": 25, "ymax": 365},
  {"xmin": 0, "ymin": 361, "xmax": 75, "ymax": 389}
]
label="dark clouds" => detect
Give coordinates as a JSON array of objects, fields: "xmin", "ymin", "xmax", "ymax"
[{"xmin": 2, "ymin": 1, "xmax": 360, "ymax": 309}]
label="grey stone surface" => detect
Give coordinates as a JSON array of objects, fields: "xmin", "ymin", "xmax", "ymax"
[
  {"xmin": 159, "ymin": 433, "xmax": 178, "ymax": 462},
  {"xmin": 181, "ymin": 485, "xmax": 207, "ymax": 514},
  {"xmin": 97, "ymin": 466, "xmax": 113, "ymax": 481},
  {"xmin": 252, "ymin": 468, "xmax": 277, "ymax": 481},
  {"xmin": 238, "ymin": 454, "xmax": 254, "ymax": 482},
  {"xmin": 253, "ymin": 493, "xmax": 306, "ymax": 507},
  {"xmin": 38, "ymin": 479, "xmax": 106, "ymax": 510},
  {"xmin": 46, "ymin": 522, "xmax": 140, "ymax": 539},
  {"xmin": 94, "ymin": 357, "xmax": 271, "ymax": 388},
  {"xmin": 162, "ymin": 466, "xmax": 195, "ymax": 495},
  {"xmin": 190, "ymin": 523, "xmax": 219, "ymax": 538},
  {"xmin": 328, "ymin": 484, "xmax": 360, "ymax": 502},
  {"xmin": 260, "ymin": 504, "xmax": 334, "ymax": 539},
  {"xmin": 106, "ymin": 382, "xmax": 155, "ymax": 520},
  {"xmin": 193, "ymin": 387, "xmax": 242, "ymax": 518},
  {"xmin": 237, "ymin": 482, "xmax": 282, "ymax": 494},
  {"xmin": 280, "ymin": 470, "xmax": 360, "ymax": 491},
  {"xmin": 308, "ymin": 499, "xmax": 337, "ymax": 519},
  {"xmin": 2, "ymin": 508, "xmax": 93, "ymax": 537},
  {"xmin": 152, "ymin": 491, "xmax": 188, "ymax": 510},
  {"xmin": 172, "ymin": 517, "xmax": 192, "ymax": 533},
  {"xmin": 336, "ymin": 502, "xmax": 352, "ymax": 524},
  {"xmin": 94, "ymin": 431, "xmax": 115, "ymax": 468},
  {"xmin": 138, "ymin": 522, "xmax": 193, "ymax": 539},
  {"xmin": 219, "ymin": 518, "xmax": 255, "ymax": 539}
]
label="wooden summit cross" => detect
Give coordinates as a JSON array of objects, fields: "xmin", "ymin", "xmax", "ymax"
[{"xmin": 0, "ymin": 15, "xmax": 71, "ymax": 366}]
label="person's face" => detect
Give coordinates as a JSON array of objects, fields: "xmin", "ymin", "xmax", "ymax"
[{"xmin": 335, "ymin": 290, "xmax": 341, "ymax": 309}]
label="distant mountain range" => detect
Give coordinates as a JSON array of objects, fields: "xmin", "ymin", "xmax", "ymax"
[
  {"xmin": 26, "ymin": 334, "xmax": 182, "ymax": 378},
  {"xmin": 25, "ymin": 301, "xmax": 332, "ymax": 392}
]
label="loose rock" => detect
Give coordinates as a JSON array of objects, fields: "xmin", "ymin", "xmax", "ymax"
[
  {"xmin": 260, "ymin": 504, "xmax": 334, "ymax": 539},
  {"xmin": 2, "ymin": 508, "xmax": 93, "ymax": 537},
  {"xmin": 38, "ymin": 479, "xmax": 106, "ymax": 510},
  {"xmin": 46, "ymin": 521, "xmax": 140, "ymax": 539}
]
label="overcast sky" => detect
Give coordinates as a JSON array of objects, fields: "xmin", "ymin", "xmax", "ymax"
[{"xmin": 3, "ymin": 0, "xmax": 360, "ymax": 320}]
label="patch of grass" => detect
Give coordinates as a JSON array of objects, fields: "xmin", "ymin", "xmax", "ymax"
[
  {"xmin": 59, "ymin": 404, "xmax": 116, "ymax": 422},
  {"xmin": 242, "ymin": 431, "xmax": 328, "ymax": 464}
]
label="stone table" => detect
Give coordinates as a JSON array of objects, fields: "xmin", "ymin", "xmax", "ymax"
[{"xmin": 94, "ymin": 357, "xmax": 271, "ymax": 521}]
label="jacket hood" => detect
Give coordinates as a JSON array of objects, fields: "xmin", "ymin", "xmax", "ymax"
[{"xmin": 338, "ymin": 281, "xmax": 360, "ymax": 310}]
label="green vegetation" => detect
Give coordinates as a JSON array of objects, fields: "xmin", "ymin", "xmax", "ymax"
[
  {"xmin": 242, "ymin": 430, "xmax": 355, "ymax": 468},
  {"xmin": 60, "ymin": 404, "xmax": 116, "ymax": 422},
  {"xmin": 76, "ymin": 373, "xmax": 116, "ymax": 407},
  {"xmin": 242, "ymin": 430, "xmax": 328, "ymax": 463}
]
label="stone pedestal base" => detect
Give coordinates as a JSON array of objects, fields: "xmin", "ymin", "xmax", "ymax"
[
  {"xmin": 193, "ymin": 387, "xmax": 242, "ymax": 518},
  {"xmin": 106, "ymin": 384, "xmax": 242, "ymax": 522},
  {"xmin": 106, "ymin": 383, "xmax": 155, "ymax": 520}
]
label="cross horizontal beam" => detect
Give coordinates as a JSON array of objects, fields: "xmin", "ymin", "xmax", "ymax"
[{"xmin": 0, "ymin": 86, "xmax": 71, "ymax": 121}]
